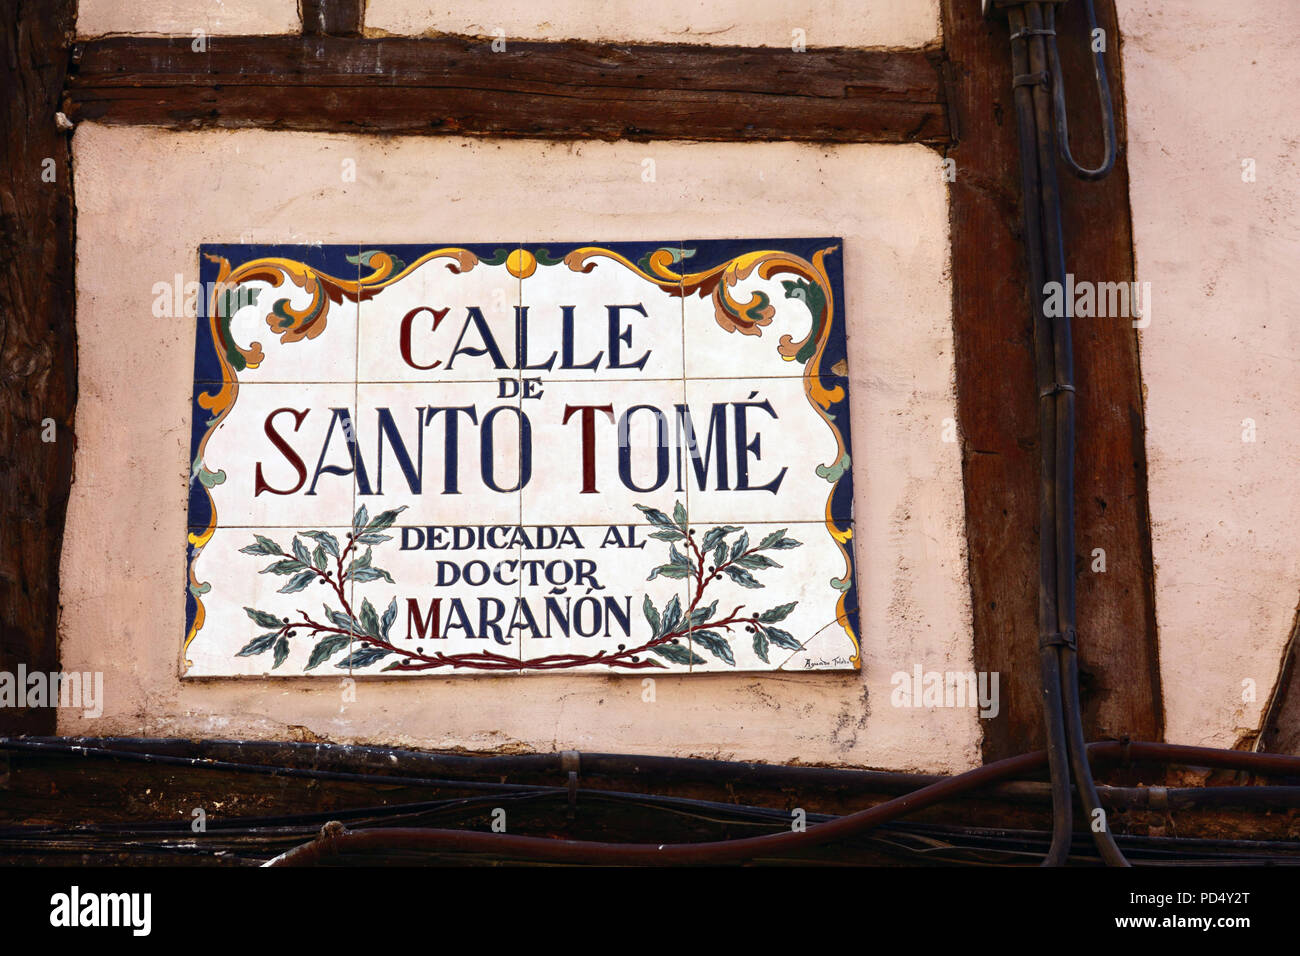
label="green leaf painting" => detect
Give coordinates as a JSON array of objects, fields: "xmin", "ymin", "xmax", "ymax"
[{"xmin": 233, "ymin": 500, "xmax": 809, "ymax": 673}]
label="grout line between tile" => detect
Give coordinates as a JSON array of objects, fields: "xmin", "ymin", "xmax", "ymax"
[
  {"xmin": 349, "ymin": 242, "xmax": 362, "ymax": 677},
  {"xmin": 679, "ymin": 239, "xmax": 697, "ymax": 675},
  {"xmin": 515, "ymin": 241, "xmax": 524, "ymax": 673}
]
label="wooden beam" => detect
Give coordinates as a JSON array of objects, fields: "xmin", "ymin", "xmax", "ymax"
[
  {"xmin": 300, "ymin": 0, "xmax": 363, "ymax": 37},
  {"xmin": 941, "ymin": 0, "xmax": 1162, "ymax": 763},
  {"xmin": 1053, "ymin": 0, "xmax": 1163, "ymax": 756},
  {"xmin": 3, "ymin": 740, "xmax": 1295, "ymax": 865},
  {"xmin": 941, "ymin": 3, "xmax": 1040, "ymax": 762},
  {"xmin": 62, "ymin": 35, "xmax": 949, "ymax": 143},
  {"xmin": 0, "ymin": 1, "xmax": 76, "ymax": 735},
  {"xmin": 1249, "ymin": 608, "xmax": 1300, "ymax": 755}
]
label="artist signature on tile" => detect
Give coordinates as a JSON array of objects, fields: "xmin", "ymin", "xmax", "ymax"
[{"xmin": 803, "ymin": 656, "xmax": 851, "ymax": 669}]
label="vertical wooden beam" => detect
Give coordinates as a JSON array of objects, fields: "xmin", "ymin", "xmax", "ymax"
[
  {"xmin": 941, "ymin": 0, "xmax": 1162, "ymax": 762},
  {"xmin": 0, "ymin": 0, "xmax": 76, "ymax": 734},
  {"xmin": 1053, "ymin": 0, "xmax": 1163, "ymax": 754},
  {"xmin": 942, "ymin": 1, "xmax": 1041, "ymax": 762},
  {"xmin": 1249, "ymin": 607, "xmax": 1300, "ymax": 754},
  {"xmin": 300, "ymin": 0, "xmax": 364, "ymax": 37}
]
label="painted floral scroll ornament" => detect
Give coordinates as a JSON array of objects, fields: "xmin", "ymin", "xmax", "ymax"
[
  {"xmin": 204, "ymin": 247, "xmax": 483, "ymax": 375},
  {"xmin": 235, "ymin": 502, "xmax": 803, "ymax": 672}
]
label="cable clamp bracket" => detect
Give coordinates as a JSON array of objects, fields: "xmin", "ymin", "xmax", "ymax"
[
  {"xmin": 1009, "ymin": 28, "xmax": 1057, "ymax": 41},
  {"xmin": 1039, "ymin": 628, "xmax": 1077, "ymax": 651},
  {"xmin": 1013, "ymin": 71, "xmax": 1051, "ymax": 89}
]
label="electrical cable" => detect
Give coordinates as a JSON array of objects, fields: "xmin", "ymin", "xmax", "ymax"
[
  {"xmin": 264, "ymin": 742, "xmax": 1300, "ymax": 866},
  {"xmin": 1004, "ymin": 0, "xmax": 1130, "ymax": 866},
  {"xmin": 1046, "ymin": 0, "xmax": 1118, "ymax": 180},
  {"xmin": 1006, "ymin": 2, "xmax": 1074, "ymax": 867},
  {"xmin": 5, "ymin": 737, "xmax": 1299, "ymax": 864}
]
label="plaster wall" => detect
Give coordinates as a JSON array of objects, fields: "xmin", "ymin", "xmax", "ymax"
[
  {"xmin": 59, "ymin": 128, "xmax": 976, "ymax": 772},
  {"xmin": 364, "ymin": 0, "xmax": 940, "ymax": 47},
  {"xmin": 1119, "ymin": 0, "xmax": 1300, "ymax": 748},
  {"xmin": 77, "ymin": 0, "xmax": 299, "ymax": 36},
  {"xmin": 75, "ymin": 0, "xmax": 940, "ymax": 47}
]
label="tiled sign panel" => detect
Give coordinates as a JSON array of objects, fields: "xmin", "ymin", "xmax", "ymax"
[{"xmin": 185, "ymin": 240, "xmax": 858, "ymax": 677}]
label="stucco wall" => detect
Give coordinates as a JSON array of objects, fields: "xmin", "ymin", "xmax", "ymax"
[
  {"xmin": 364, "ymin": 0, "xmax": 940, "ymax": 47},
  {"xmin": 60, "ymin": 127, "xmax": 975, "ymax": 772},
  {"xmin": 75, "ymin": 0, "xmax": 940, "ymax": 46},
  {"xmin": 1119, "ymin": 0, "xmax": 1300, "ymax": 748},
  {"xmin": 77, "ymin": 0, "xmax": 299, "ymax": 36}
]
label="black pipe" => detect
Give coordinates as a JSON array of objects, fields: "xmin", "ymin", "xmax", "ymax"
[
  {"xmin": 7, "ymin": 736, "xmax": 1300, "ymax": 804},
  {"xmin": 1006, "ymin": 3, "xmax": 1075, "ymax": 867},
  {"xmin": 1045, "ymin": 1, "xmax": 1117, "ymax": 180},
  {"xmin": 1026, "ymin": 0, "xmax": 1128, "ymax": 868},
  {"xmin": 263, "ymin": 742, "xmax": 1300, "ymax": 866},
  {"xmin": 1001, "ymin": 0, "xmax": 1130, "ymax": 866},
  {"xmin": 0, "ymin": 736, "xmax": 954, "ymax": 793}
]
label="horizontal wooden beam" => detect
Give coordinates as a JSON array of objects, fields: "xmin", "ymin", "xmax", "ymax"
[{"xmin": 63, "ymin": 35, "xmax": 949, "ymax": 143}]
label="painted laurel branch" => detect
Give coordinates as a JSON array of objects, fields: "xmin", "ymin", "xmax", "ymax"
[
  {"xmin": 235, "ymin": 504, "xmax": 408, "ymax": 672},
  {"xmin": 636, "ymin": 502, "xmax": 805, "ymax": 667},
  {"xmin": 233, "ymin": 503, "xmax": 803, "ymax": 673}
]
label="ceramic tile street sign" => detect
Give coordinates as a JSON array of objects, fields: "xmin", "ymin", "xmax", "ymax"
[{"xmin": 185, "ymin": 240, "xmax": 858, "ymax": 677}]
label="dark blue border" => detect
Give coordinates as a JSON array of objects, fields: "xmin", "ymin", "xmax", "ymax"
[
  {"xmin": 676, "ymin": 239, "xmax": 855, "ymax": 651},
  {"xmin": 194, "ymin": 243, "xmax": 360, "ymax": 383}
]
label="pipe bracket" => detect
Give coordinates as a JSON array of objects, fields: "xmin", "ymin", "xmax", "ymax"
[
  {"xmin": 1039, "ymin": 628, "xmax": 1078, "ymax": 651},
  {"xmin": 1013, "ymin": 71, "xmax": 1050, "ymax": 89}
]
